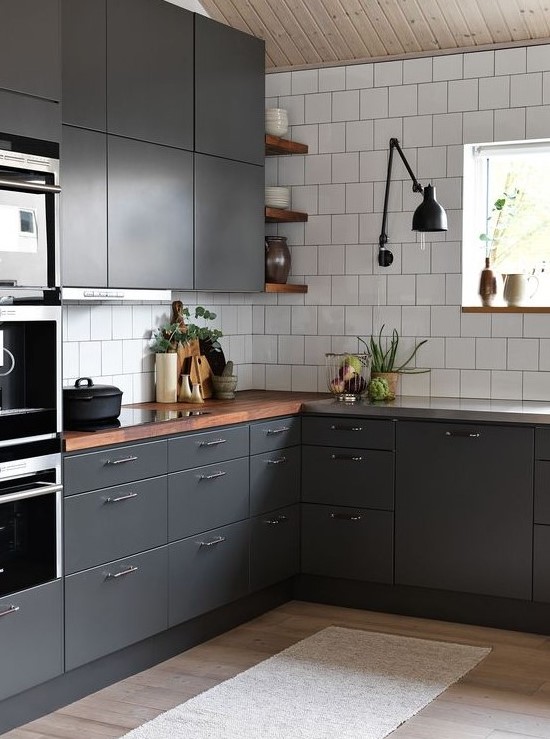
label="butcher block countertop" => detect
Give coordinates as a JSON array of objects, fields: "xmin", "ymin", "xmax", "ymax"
[{"xmin": 63, "ymin": 390, "xmax": 325, "ymax": 452}]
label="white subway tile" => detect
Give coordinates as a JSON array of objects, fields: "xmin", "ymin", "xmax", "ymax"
[
  {"xmin": 278, "ymin": 95, "xmax": 305, "ymax": 125},
  {"xmin": 332, "ymin": 152, "xmax": 360, "ymax": 183},
  {"xmin": 319, "ymin": 184, "xmax": 345, "ymax": 214},
  {"xmin": 446, "ymin": 274, "xmax": 462, "ymax": 305},
  {"xmin": 346, "ymin": 63, "xmax": 374, "ymax": 90},
  {"xmin": 101, "ymin": 340, "xmax": 123, "ymax": 375},
  {"xmin": 332, "ymin": 90, "xmax": 360, "ymax": 122},
  {"xmin": 527, "ymin": 44, "xmax": 550, "ymax": 72},
  {"xmin": 79, "ymin": 341, "xmax": 102, "ymax": 377},
  {"xmin": 491, "ymin": 313, "xmax": 522, "ymax": 338},
  {"xmin": 417, "ymin": 146, "xmax": 447, "ymax": 178},
  {"xmin": 229, "ymin": 335, "xmax": 246, "ymax": 364},
  {"xmin": 347, "ymin": 244, "xmax": 375, "ymax": 275},
  {"xmin": 526, "ymin": 106, "xmax": 550, "ymax": 138},
  {"xmin": 382, "ymin": 211, "xmax": 415, "ymax": 244},
  {"xmin": 278, "ymin": 221, "xmax": 305, "ymax": 245},
  {"xmin": 318, "ymin": 123, "xmax": 346, "ymax": 153},
  {"xmin": 490, "ymin": 370, "xmax": 523, "ymax": 400},
  {"xmin": 495, "ymin": 47, "xmax": 526, "ymax": 76},
  {"xmin": 359, "ymin": 274, "xmax": 386, "ymax": 304},
  {"xmin": 252, "ymin": 364, "xmax": 266, "ymax": 390},
  {"xmin": 479, "ymin": 76, "xmax": 510, "ymax": 110},
  {"xmin": 446, "ymin": 145, "xmax": 464, "ymax": 176},
  {"xmin": 291, "ymin": 185, "xmax": 318, "ymax": 215},
  {"xmin": 291, "ymin": 306, "xmax": 318, "ymax": 335},
  {"xmin": 279, "ymin": 155, "xmax": 306, "ymax": 185},
  {"xmin": 67, "ymin": 305, "xmax": 91, "ymax": 342},
  {"xmin": 289, "ymin": 124, "xmax": 319, "ymax": 154},
  {"xmin": 319, "ymin": 244, "xmax": 345, "ymax": 275},
  {"xmin": 265, "ymin": 306, "xmax": 291, "ymax": 334},
  {"xmin": 372, "ymin": 306, "xmax": 402, "ymax": 334},
  {"xmin": 265, "ymin": 364, "xmax": 291, "ymax": 390},
  {"xmin": 291, "ymin": 69, "xmax": 318, "ymax": 95},
  {"xmin": 265, "ymin": 157, "xmax": 277, "ymax": 185},
  {"xmin": 344, "ymin": 306, "xmax": 372, "ymax": 336},
  {"xmin": 238, "ymin": 305, "xmax": 252, "ymax": 335},
  {"xmin": 460, "ymin": 312, "xmax": 491, "ymax": 337},
  {"xmin": 373, "ymin": 118, "xmax": 403, "ymax": 149},
  {"xmin": 389, "ymin": 85, "xmax": 418, "ymax": 117},
  {"xmin": 252, "ymin": 306, "xmax": 264, "ymax": 335},
  {"xmin": 508, "ymin": 338, "xmax": 539, "ymax": 370},
  {"xmin": 278, "ymin": 335, "xmax": 304, "ymax": 364},
  {"xmin": 317, "ymin": 305, "xmax": 345, "ymax": 334},
  {"xmin": 266, "ymin": 72, "xmax": 292, "ymax": 97},
  {"xmin": 220, "ymin": 305, "xmax": 238, "ymax": 334},
  {"xmin": 418, "ymin": 81, "xmax": 447, "ymax": 114},
  {"xmin": 305, "ymin": 335, "xmax": 332, "ymax": 364},
  {"xmin": 431, "ymin": 241, "xmax": 461, "ymax": 273},
  {"xmin": 332, "ymin": 275, "xmax": 359, "ymax": 305},
  {"xmin": 419, "ymin": 336, "xmax": 445, "ymax": 368},
  {"xmin": 319, "ymin": 66, "xmax": 346, "ymax": 92},
  {"xmin": 539, "ymin": 340, "xmax": 550, "ymax": 370},
  {"xmin": 305, "ymin": 154, "xmax": 331, "ymax": 184},
  {"xmin": 89, "ymin": 305, "xmax": 112, "ymax": 341},
  {"xmin": 463, "ymin": 51, "xmax": 494, "ymax": 79},
  {"xmin": 433, "ymin": 112, "xmax": 462, "ymax": 145},
  {"xmin": 525, "ymin": 313, "xmax": 550, "ymax": 338},
  {"xmin": 431, "ymin": 369, "xmax": 460, "ymax": 397},
  {"xmin": 113, "ymin": 373, "xmax": 134, "ymax": 404},
  {"xmin": 445, "ymin": 337, "xmax": 475, "ymax": 368},
  {"xmin": 305, "ymin": 92, "xmax": 332, "ymax": 123},
  {"xmin": 448, "ymin": 79, "xmax": 478, "ymax": 112},
  {"xmin": 433, "ymin": 54, "xmax": 463, "ymax": 81},
  {"xmin": 431, "ymin": 306, "xmax": 461, "ymax": 336},
  {"xmin": 416, "ymin": 274, "xmax": 445, "ymax": 305},
  {"xmin": 346, "ymin": 182, "xmax": 373, "ymax": 214},
  {"xmin": 476, "ymin": 337, "xmax": 507, "ymax": 369},
  {"xmin": 305, "ymin": 276, "xmax": 333, "ymax": 306},
  {"xmin": 374, "ymin": 60, "xmax": 403, "ymax": 87},
  {"xmin": 402, "ymin": 306, "xmax": 430, "ymax": 336},
  {"xmin": 403, "ymin": 115, "xmax": 433, "ymax": 147},
  {"xmin": 387, "ymin": 274, "xmax": 416, "ymax": 305},
  {"xmin": 331, "ymin": 335, "xmax": 359, "ymax": 353},
  {"xmin": 346, "ymin": 120, "xmax": 374, "ymax": 152},
  {"xmin": 253, "ymin": 335, "xmax": 278, "ymax": 364},
  {"xmin": 122, "ymin": 338, "xmax": 145, "ymax": 374},
  {"xmin": 400, "ymin": 371, "xmax": 430, "ymax": 396},
  {"xmin": 291, "ymin": 365, "xmax": 318, "ymax": 391},
  {"xmin": 460, "ymin": 369, "xmax": 491, "ymax": 398},
  {"xmin": 360, "ymin": 88, "xmax": 388, "ymax": 119},
  {"xmin": 510, "ymin": 73, "xmax": 542, "ymax": 107},
  {"xmin": 304, "ymin": 215, "xmax": 332, "ymax": 245},
  {"xmin": 63, "ymin": 342, "xmax": 79, "ymax": 380},
  {"xmin": 332, "ymin": 214, "xmax": 359, "ymax": 243},
  {"xmin": 463, "ymin": 110, "xmax": 494, "ymax": 143},
  {"xmin": 523, "ymin": 371, "xmax": 550, "ymax": 401},
  {"xmin": 543, "ymin": 72, "xmax": 550, "ymax": 104},
  {"xmin": 359, "ymin": 150, "xmax": 389, "ymax": 181},
  {"xmin": 404, "ymin": 57, "xmax": 432, "ymax": 84}
]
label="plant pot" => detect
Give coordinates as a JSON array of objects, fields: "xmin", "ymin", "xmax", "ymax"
[
  {"xmin": 370, "ymin": 371, "xmax": 399, "ymax": 400},
  {"xmin": 479, "ymin": 257, "xmax": 497, "ymax": 307},
  {"xmin": 155, "ymin": 353, "xmax": 178, "ymax": 403},
  {"xmin": 265, "ymin": 236, "xmax": 291, "ymax": 284},
  {"xmin": 212, "ymin": 374, "xmax": 238, "ymax": 400}
]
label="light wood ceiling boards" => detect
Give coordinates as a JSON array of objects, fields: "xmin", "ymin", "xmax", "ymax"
[{"xmin": 199, "ymin": 0, "xmax": 550, "ymax": 69}]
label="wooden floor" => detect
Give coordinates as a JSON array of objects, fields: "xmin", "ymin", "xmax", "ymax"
[{"xmin": 3, "ymin": 600, "xmax": 550, "ymax": 738}]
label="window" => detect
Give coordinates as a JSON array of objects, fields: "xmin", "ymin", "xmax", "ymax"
[{"xmin": 462, "ymin": 139, "xmax": 550, "ymax": 308}]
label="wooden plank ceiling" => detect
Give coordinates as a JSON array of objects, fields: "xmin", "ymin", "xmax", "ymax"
[{"xmin": 199, "ymin": 0, "xmax": 550, "ymax": 69}]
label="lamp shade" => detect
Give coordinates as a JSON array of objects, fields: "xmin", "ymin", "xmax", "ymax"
[{"xmin": 412, "ymin": 184, "xmax": 447, "ymax": 232}]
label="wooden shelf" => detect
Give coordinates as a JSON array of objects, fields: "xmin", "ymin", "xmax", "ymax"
[
  {"xmin": 265, "ymin": 135, "xmax": 308, "ymax": 156},
  {"xmin": 463, "ymin": 306, "xmax": 550, "ymax": 313},
  {"xmin": 265, "ymin": 206, "xmax": 308, "ymax": 223},
  {"xmin": 265, "ymin": 283, "xmax": 308, "ymax": 293}
]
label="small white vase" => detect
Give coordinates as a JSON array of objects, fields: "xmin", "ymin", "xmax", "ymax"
[{"xmin": 155, "ymin": 353, "xmax": 178, "ymax": 403}]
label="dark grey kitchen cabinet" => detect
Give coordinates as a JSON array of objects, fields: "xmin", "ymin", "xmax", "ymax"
[
  {"xmin": 0, "ymin": 0, "xmax": 60, "ymax": 101},
  {"xmin": 195, "ymin": 14, "xmax": 264, "ymax": 166},
  {"xmin": 0, "ymin": 580, "xmax": 63, "ymax": 702},
  {"xmin": 61, "ymin": 126, "xmax": 107, "ymax": 287},
  {"xmin": 534, "ymin": 525, "xmax": 550, "ymax": 603},
  {"xmin": 395, "ymin": 421, "xmax": 534, "ymax": 600},
  {"xmin": 107, "ymin": 136, "xmax": 194, "ymax": 289},
  {"xmin": 168, "ymin": 425, "xmax": 249, "ymax": 472},
  {"xmin": 250, "ymin": 505, "xmax": 300, "ymax": 591},
  {"xmin": 194, "ymin": 154, "xmax": 264, "ymax": 291},
  {"xmin": 61, "ymin": 0, "xmax": 106, "ymax": 130},
  {"xmin": 107, "ymin": 0, "xmax": 193, "ymax": 149},
  {"xmin": 0, "ymin": 90, "xmax": 60, "ymax": 144},
  {"xmin": 250, "ymin": 416, "xmax": 301, "ymax": 455},
  {"xmin": 250, "ymin": 446, "xmax": 301, "ymax": 516}
]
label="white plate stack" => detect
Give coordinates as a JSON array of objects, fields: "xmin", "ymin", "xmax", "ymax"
[
  {"xmin": 265, "ymin": 186, "xmax": 290, "ymax": 209},
  {"xmin": 265, "ymin": 108, "xmax": 288, "ymax": 137}
]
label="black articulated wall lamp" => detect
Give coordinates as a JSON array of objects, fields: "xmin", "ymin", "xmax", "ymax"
[{"xmin": 378, "ymin": 138, "xmax": 448, "ymax": 267}]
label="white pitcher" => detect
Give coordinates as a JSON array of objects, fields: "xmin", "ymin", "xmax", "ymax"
[{"xmin": 502, "ymin": 273, "xmax": 539, "ymax": 307}]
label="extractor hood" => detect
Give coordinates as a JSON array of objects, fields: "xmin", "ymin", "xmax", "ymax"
[{"xmin": 62, "ymin": 287, "xmax": 172, "ymax": 302}]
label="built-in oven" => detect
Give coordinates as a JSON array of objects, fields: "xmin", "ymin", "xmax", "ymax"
[{"xmin": 0, "ymin": 440, "xmax": 61, "ymax": 599}]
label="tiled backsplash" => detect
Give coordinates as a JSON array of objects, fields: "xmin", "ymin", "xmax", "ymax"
[{"xmin": 64, "ymin": 42, "xmax": 550, "ymax": 402}]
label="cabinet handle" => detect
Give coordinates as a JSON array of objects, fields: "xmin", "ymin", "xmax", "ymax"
[
  {"xmin": 198, "ymin": 471, "xmax": 227, "ymax": 481},
  {"xmin": 104, "ymin": 492, "xmax": 138, "ymax": 504},
  {"xmin": 330, "ymin": 425, "xmax": 363, "ymax": 432},
  {"xmin": 444, "ymin": 431, "xmax": 481, "ymax": 438},
  {"xmin": 105, "ymin": 455, "xmax": 138, "ymax": 466},
  {"xmin": 0, "ymin": 604, "xmax": 19, "ymax": 618},
  {"xmin": 331, "ymin": 454, "xmax": 363, "ymax": 462},
  {"xmin": 330, "ymin": 512, "xmax": 362, "ymax": 521},
  {"xmin": 199, "ymin": 439, "xmax": 227, "ymax": 447},
  {"xmin": 264, "ymin": 515, "xmax": 289, "ymax": 525},
  {"xmin": 105, "ymin": 565, "xmax": 139, "ymax": 580},
  {"xmin": 199, "ymin": 536, "xmax": 226, "ymax": 547},
  {"xmin": 266, "ymin": 456, "xmax": 287, "ymax": 465},
  {"xmin": 266, "ymin": 426, "xmax": 290, "ymax": 435}
]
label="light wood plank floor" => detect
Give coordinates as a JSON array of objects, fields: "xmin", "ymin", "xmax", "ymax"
[{"xmin": 3, "ymin": 600, "xmax": 550, "ymax": 738}]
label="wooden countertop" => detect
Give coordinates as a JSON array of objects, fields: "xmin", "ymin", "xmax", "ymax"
[{"xmin": 63, "ymin": 390, "xmax": 326, "ymax": 452}]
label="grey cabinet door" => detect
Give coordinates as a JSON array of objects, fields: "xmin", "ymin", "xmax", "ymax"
[
  {"xmin": 302, "ymin": 416, "xmax": 394, "ymax": 450},
  {"xmin": 250, "ymin": 505, "xmax": 300, "ymax": 591},
  {"xmin": 0, "ymin": 1, "xmax": 60, "ymax": 100},
  {"xmin": 0, "ymin": 90, "xmax": 60, "ymax": 143},
  {"xmin": 61, "ymin": 0, "xmax": 106, "ymax": 129},
  {"xmin": 0, "ymin": 580, "xmax": 63, "ymax": 702},
  {"xmin": 195, "ymin": 15, "xmax": 264, "ymax": 166},
  {"xmin": 168, "ymin": 425, "xmax": 249, "ymax": 472},
  {"xmin": 107, "ymin": 137, "xmax": 193, "ymax": 290},
  {"xmin": 534, "ymin": 525, "xmax": 550, "ymax": 602},
  {"xmin": 195, "ymin": 154, "xmax": 264, "ymax": 292},
  {"xmin": 250, "ymin": 417, "xmax": 301, "ymax": 455},
  {"xmin": 250, "ymin": 446, "xmax": 301, "ymax": 516},
  {"xmin": 61, "ymin": 126, "xmax": 107, "ymax": 287},
  {"xmin": 395, "ymin": 421, "xmax": 534, "ymax": 600},
  {"xmin": 107, "ymin": 0, "xmax": 193, "ymax": 149}
]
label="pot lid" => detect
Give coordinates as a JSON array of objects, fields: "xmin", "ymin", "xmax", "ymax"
[{"xmin": 63, "ymin": 377, "xmax": 123, "ymax": 400}]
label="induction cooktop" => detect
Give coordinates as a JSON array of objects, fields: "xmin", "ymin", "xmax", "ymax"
[{"xmin": 65, "ymin": 408, "xmax": 211, "ymax": 432}]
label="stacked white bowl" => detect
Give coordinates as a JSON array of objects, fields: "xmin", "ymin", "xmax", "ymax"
[
  {"xmin": 265, "ymin": 108, "xmax": 288, "ymax": 137},
  {"xmin": 265, "ymin": 186, "xmax": 290, "ymax": 209}
]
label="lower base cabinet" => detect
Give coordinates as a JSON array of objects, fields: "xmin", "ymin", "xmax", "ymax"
[
  {"xmin": 534, "ymin": 525, "xmax": 550, "ymax": 602},
  {"xmin": 0, "ymin": 580, "xmax": 63, "ymax": 702},
  {"xmin": 250, "ymin": 504, "xmax": 300, "ymax": 591},
  {"xmin": 169, "ymin": 519, "xmax": 250, "ymax": 627},
  {"xmin": 65, "ymin": 547, "xmax": 168, "ymax": 671}
]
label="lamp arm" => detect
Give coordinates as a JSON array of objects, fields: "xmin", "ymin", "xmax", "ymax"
[{"xmin": 378, "ymin": 138, "xmax": 423, "ymax": 248}]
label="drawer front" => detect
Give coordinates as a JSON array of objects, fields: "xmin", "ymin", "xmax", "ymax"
[
  {"xmin": 0, "ymin": 580, "xmax": 63, "ymax": 702},
  {"xmin": 536, "ymin": 427, "xmax": 550, "ymax": 460},
  {"xmin": 535, "ymin": 461, "xmax": 550, "ymax": 524},
  {"xmin": 65, "ymin": 476, "xmax": 168, "ymax": 574},
  {"xmin": 301, "ymin": 503, "xmax": 393, "ymax": 584},
  {"xmin": 168, "ymin": 519, "xmax": 249, "ymax": 627},
  {"xmin": 302, "ymin": 416, "xmax": 394, "ymax": 450},
  {"xmin": 65, "ymin": 546, "xmax": 168, "ymax": 671},
  {"xmin": 250, "ymin": 505, "xmax": 299, "ymax": 591},
  {"xmin": 168, "ymin": 425, "xmax": 248, "ymax": 472},
  {"xmin": 534, "ymin": 525, "xmax": 550, "ymax": 603},
  {"xmin": 64, "ymin": 440, "xmax": 167, "ymax": 496},
  {"xmin": 168, "ymin": 457, "xmax": 249, "ymax": 541},
  {"xmin": 302, "ymin": 445, "xmax": 394, "ymax": 510},
  {"xmin": 250, "ymin": 446, "xmax": 300, "ymax": 516},
  {"xmin": 250, "ymin": 416, "xmax": 301, "ymax": 455}
]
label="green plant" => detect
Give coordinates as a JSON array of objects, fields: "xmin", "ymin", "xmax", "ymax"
[
  {"xmin": 358, "ymin": 326, "xmax": 428, "ymax": 374},
  {"xmin": 150, "ymin": 306, "xmax": 223, "ymax": 353},
  {"xmin": 479, "ymin": 188, "xmax": 520, "ymax": 259}
]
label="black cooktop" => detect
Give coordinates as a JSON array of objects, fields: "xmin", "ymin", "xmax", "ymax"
[{"xmin": 65, "ymin": 408, "xmax": 211, "ymax": 432}]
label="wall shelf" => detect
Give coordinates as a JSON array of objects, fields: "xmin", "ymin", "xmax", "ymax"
[
  {"xmin": 462, "ymin": 306, "xmax": 550, "ymax": 313},
  {"xmin": 265, "ymin": 135, "xmax": 308, "ymax": 156},
  {"xmin": 265, "ymin": 283, "xmax": 308, "ymax": 293},
  {"xmin": 265, "ymin": 206, "xmax": 308, "ymax": 223}
]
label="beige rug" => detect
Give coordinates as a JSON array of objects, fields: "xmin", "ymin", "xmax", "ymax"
[{"xmin": 122, "ymin": 626, "xmax": 490, "ymax": 739}]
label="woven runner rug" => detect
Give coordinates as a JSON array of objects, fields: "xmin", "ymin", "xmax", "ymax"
[{"xmin": 123, "ymin": 626, "xmax": 490, "ymax": 739}]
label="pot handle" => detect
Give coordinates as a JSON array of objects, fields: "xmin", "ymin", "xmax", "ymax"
[{"xmin": 75, "ymin": 377, "xmax": 94, "ymax": 388}]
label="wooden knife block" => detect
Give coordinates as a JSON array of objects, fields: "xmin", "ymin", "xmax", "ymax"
[{"xmin": 184, "ymin": 354, "xmax": 213, "ymax": 399}]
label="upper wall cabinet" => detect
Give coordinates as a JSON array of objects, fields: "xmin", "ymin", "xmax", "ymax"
[
  {"xmin": 0, "ymin": 1, "xmax": 61, "ymax": 101},
  {"xmin": 195, "ymin": 15, "xmax": 264, "ymax": 166}
]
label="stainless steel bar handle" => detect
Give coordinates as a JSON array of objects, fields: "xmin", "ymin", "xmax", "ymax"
[
  {"xmin": 331, "ymin": 454, "xmax": 363, "ymax": 462},
  {"xmin": 445, "ymin": 431, "xmax": 481, "ymax": 438},
  {"xmin": 266, "ymin": 426, "xmax": 290, "ymax": 435},
  {"xmin": 266, "ymin": 456, "xmax": 287, "ymax": 465},
  {"xmin": 1, "ymin": 482, "xmax": 63, "ymax": 504},
  {"xmin": 264, "ymin": 515, "xmax": 289, "ymax": 525},
  {"xmin": 104, "ymin": 492, "xmax": 138, "ymax": 504},
  {"xmin": 330, "ymin": 425, "xmax": 363, "ymax": 432},
  {"xmin": 0, "ymin": 179, "xmax": 61, "ymax": 194},
  {"xmin": 105, "ymin": 455, "xmax": 138, "ymax": 465},
  {"xmin": 199, "ymin": 439, "xmax": 227, "ymax": 447},
  {"xmin": 106, "ymin": 565, "xmax": 138, "ymax": 579},
  {"xmin": 0, "ymin": 604, "xmax": 19, "ymax": 618},
  {"xmin": 199, "ymin": 471, "xmax": 227, "ymax": 481},
  {"xmin": 199, "ymin": 536, "xmax": 226, "ymax": 547},
  {"xmin": 330, "ymin": 512, "xmax": 362, "ymax": 521}
]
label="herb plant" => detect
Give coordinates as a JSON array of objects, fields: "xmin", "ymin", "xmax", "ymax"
[{"xmin": 358, "ymin": 326, "xmax": 428, "ymax": 374}]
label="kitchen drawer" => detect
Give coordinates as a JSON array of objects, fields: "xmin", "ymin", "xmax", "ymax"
[
  {"xmin": 64, "ymin": 476, "xmax": 168, "ymax": 574},
  {"xmin": 65, "ymin": 546, "xmax": 168, "ymax": 671},
  {"xmin": 302, "ymin": 445, "xmax": 394, "ymax": 510},
  {"xmin": 168, "ymin": 425, "xmax": 248, "ymax": 472},
  {"xmin": 250, "ymin": 505, "xmax": 299, "ymax": 591},
  {"xmin": 0, "ymin": 580, "xmax": 63, "ymax": 702},
  {"xmin": 250, "ymin": 416, "xmax": 300, "ymax": 455},
  {"xmin": 168, "ymin": 519, "xmax": 249, "ymax": 627},
  {"xmin": 301, "ymin": 503, "xmax": 393, "ymax": 584},
  {"xmin": 536, "ymin": 428, "xmax": 550, "ymax": 460},
  {"xmin": 534, "ymin": 525, "xmax": 550, "ymax": 603},
  {"xmin": 168, "ymin": 457, "xmax": 249, "ymax": 541},
  {"xmin": 250, "ymin": 446, "xmax": 300, "ymax": 516},
  {"xmin": 302, "ymin": 416, "xmax": 394, "ymax": 450},
  {"xmin": 64, "ymin": 440, "xmax": 167, "ymax": 496}
]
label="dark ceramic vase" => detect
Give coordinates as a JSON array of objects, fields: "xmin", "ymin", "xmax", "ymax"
[
  {"xmin": 479, "ymin": 257, "xmax": 497, "ymax": 306},
  {"xmin": 265, "ymin": 236, "xmax": 291, "ymax": 284}
]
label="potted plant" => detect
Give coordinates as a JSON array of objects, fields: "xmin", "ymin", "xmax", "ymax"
[
  {"xmin": 358, "ymin": 326, "xmax": 428, "ymax": 400},
  {"xmin": 478, "ymin": 188, "xmax": 520, "ymax": 306}
]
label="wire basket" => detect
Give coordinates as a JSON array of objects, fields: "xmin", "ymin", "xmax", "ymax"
[{"xmin": 325, "ymin": 352, "xmax": 371, "ymax": 401}]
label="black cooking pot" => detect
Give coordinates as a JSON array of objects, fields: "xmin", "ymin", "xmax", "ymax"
[{"xmin": 63, "ymin": 377, "xmax": 123, "ymax": 427}]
